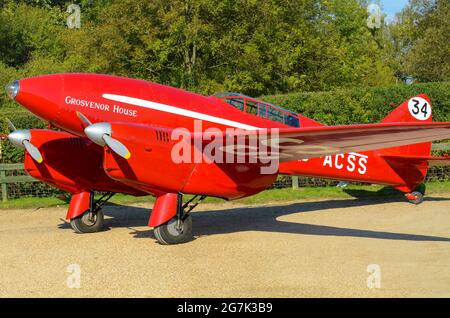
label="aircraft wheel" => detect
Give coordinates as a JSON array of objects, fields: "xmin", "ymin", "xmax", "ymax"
[
  {"xmin": 154, "ymin": 215, "xmax": 193, "ymax": 245},
  {"xmin": 405, "ymin": 191, "xmax": 424, "ymax": 205},
  {"xmin": 70, "ymin": 209, "xmax": 104, "ymax": 233}
]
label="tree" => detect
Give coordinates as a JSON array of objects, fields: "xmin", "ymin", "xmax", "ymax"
[
  {"xmin": 390, "ymin": 0, "xmax": 450, "ymax": 82},
  {"xmin": 0, "ymin": 0, "xmax": 400, "ymax": 97}
]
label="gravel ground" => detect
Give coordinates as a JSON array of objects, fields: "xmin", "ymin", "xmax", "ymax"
[{"xmin": 1, "ymin": 194, "xmax": 450, "ymax": 297}]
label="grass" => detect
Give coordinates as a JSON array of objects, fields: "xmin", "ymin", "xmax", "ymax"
[{"xmin": 1, "ymin": 181, "xmax": 449, "ymax": 210}]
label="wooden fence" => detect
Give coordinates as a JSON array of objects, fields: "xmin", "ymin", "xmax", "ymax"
[{"xmin": 0, "ymin": 163, "xmax": 34, "ymax": 202}]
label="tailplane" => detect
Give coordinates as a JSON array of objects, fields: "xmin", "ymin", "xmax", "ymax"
[
  {"xmin": 378, "ymin": 94, "xmax": 449, "ymax": 194},
  {"xmin": 380, "ymin": 94, "xmax": 433, "ymax": 158}
]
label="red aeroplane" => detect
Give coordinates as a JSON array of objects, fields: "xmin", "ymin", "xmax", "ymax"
[{"xmin": 5, "ymin": 73, "xmax": 450, "ymax": 244}]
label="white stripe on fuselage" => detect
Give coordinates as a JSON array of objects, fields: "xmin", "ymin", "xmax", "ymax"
[
  {"xmin": 102, "ymin": 93, "xmax": 260, "ymax": 130},
  {"xmin": 348, "ymin": 152, "xmax": 368, "ymax": 158}
]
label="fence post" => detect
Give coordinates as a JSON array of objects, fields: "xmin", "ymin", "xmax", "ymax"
[
  {"xmin": 1, "ymin": 170, "xmax": 7, "ymax": 202},
  {"xmin": 292, "ymin": 176, "xmax": 299, "ymax": 189}
]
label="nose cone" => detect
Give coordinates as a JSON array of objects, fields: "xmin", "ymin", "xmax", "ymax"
[
  {"xmin": 84, "ymin": 122, "xmax": 111, "ymax": 146},
  {"xmin": 10, "ymin": 74, "xmax": 63, "ymax": 125},
  {"xmin": 5, "ymin": 80, "xmax": 19, "ymax": 100},
  {"xmin": 7, "ymin": 130, "xmax": 30, "ymax": 149}
]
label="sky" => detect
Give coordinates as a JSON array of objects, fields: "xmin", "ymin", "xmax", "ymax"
[{"xmin": 379, "ymin": 0, "xmax": 410, "ymax": 23}]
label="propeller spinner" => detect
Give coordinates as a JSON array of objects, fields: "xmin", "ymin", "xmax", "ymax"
[
  {"xmin": 84, "ymin": 122, "xmax": 131, "ymax": 160},
  {"xmin": 6, "ymin": 119, "xmax": 43, "ymax": 163}
]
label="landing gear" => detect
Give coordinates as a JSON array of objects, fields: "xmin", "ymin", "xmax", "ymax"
[
  {"xmin": 70, "ymin": 192, "xmax": 114, "ymax": 233},
  {"xmin": 154, "ymin": 215, "xmax": 193, "ymax": 245},
  {"xmin": 405, "ymin": 191, "xmax": 424, "ymax": 205},
  {"xmin": 153, "ymin": 193, "xmax": 206, "ymax": 245},
  {"xmin": 70, "ymin": 209, "xmax": 104, "ymax": 233}
]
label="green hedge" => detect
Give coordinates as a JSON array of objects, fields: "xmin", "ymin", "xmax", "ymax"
[{"xmin": 263, "ymin": 82, "xmax": 450, "ymax": 125}]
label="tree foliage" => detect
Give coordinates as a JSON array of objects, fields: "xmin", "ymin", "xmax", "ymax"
[
  {"xmin": 0, "ymin": 0, "xmax": 447, "ymax": 106},
  {"xmin": 0, "ymin": 0, "xmax": 418, "ymax": 97},
  {"xmin": 389, "ymin": 0, "xmax": 450, "ymax": 82}
]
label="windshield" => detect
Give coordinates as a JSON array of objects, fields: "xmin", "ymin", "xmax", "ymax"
[{"xmin": 214, "ymin": 92, "xmax": 300, "ymax": 127}]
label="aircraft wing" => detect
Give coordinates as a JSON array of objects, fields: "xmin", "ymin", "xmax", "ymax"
[{"xmin": 202, "ymin": 122, "xmax": 450, "ymax": 162}]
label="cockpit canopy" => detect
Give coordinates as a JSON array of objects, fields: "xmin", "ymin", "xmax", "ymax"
[{"xmin": 214, "ymin": 92, "xmax": 300, "ymax": 127}]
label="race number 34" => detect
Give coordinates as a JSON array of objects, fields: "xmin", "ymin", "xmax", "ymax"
[{"xmin": 408, "ymin": 97, "xmax": 431, "ymax": 120}]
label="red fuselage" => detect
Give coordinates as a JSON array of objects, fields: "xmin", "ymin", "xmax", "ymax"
[{"xmin": 14, "ymin": 73, "xmax": 427, "ymax": 198}]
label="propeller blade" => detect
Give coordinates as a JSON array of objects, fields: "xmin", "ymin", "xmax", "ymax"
[
  {"xmin": 6, "ymin": 118, "xmax": 16, "ymax": 131},
  {"xmin": 102, "ymin": 134, "xmax": 131, "ymax": 159},
  {"xmin": 76, "ymin": 111, "xmax": 92, "ymax": 127},
  {"xmin": 6, "ymin": 125, "xmax": 44, "ymax": 164},
  {"xmin": 23, "ymin": 140, "xmax": 43, "ymax": 163}
]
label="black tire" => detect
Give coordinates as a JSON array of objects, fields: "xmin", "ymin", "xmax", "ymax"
[
  {"xmin": 154, "ymin": 215, "xmax": 193, "ymax": 245},
  {"xmin": 408, "ymin": 191, "xmax": 424, "ymax": 205},
  {"xmin": 70, "ymin": 209, "xmax": 104, "ymax": 233}
]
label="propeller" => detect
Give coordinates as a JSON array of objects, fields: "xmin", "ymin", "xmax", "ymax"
[
  {"xmin": 84, "ymin": 122, "xmax": 131, "ymax": 159},
  {"xmin": 102, "ymin": 134, "xmax": 131, "ymax": 159},
  {"xmin": 6, "ymin": 118, "xmax": 16, "ymax": 131},
  {"xmin": 5, "ymin": 118, "xmax": 43, "ymax": 163},
  {"xmin": 22, "ymin": 140, "xmax": 44, "ymax": 163},
  {"xmin": 76, "ymin": 111, "xmax": 92, "ymax": 127}
]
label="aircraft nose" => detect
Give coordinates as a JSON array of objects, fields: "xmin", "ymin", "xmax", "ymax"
[
  {"xmin": 5, "ymin": 80, "xmax": 20, "ymax": 100},
  {"xmin": 7, "ymin": 74, "xmax": 65, "ymax": 128}
]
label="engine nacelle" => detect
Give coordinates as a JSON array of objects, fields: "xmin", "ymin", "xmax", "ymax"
[
  {"xmin": 23, "ymin": 129, "xmax": 145, "ymax": 196},
  {"xmin": 102, "ymin": 123, "xmax": 277, "ymax": 199}
]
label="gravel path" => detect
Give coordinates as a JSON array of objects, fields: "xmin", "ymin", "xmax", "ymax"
[{"xmin": 1, "ymin": 195, "xmax": 450, "ymax": 297}]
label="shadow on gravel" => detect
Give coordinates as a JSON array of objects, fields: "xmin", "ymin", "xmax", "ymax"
[{"xmin": 58, "ymin": 194, "xmax": 450, "ymax": 243}]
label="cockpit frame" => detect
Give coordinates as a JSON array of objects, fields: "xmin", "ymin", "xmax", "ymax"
[{"xmin": 214, "ymin": 92, "xmax": 300, "ymax": 128}]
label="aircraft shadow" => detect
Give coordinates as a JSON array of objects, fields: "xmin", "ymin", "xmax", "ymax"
[
  {"xmin": 62, "ymin": 194, "xmax": 450, "ymax": 243},
  {"xmin": 341, "ymin": 184, "xmax": 429, "ymax": 200}
]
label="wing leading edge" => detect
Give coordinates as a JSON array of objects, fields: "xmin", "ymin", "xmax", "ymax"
[{"xmin": 199, "ymin": 122, "xmax": 450, "ymax": 162}]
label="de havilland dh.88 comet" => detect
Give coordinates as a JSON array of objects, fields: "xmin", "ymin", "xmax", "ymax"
[{"xmin": 4, "ymin": 73, "xmax": 450, "ymax": 244}]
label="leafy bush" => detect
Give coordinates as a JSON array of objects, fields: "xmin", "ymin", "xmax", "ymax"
[{"xmin": 264, "ymin": 82, "xmax": 450, "ymax": 125}]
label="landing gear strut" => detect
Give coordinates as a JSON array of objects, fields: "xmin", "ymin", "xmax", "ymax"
[
  {"xmin": 405, "ymin": 191, "xmax": 424, "ymax": 205},
  {"xmin": 154, "ymin": 193, "xmax": 206, "ymax": 245},
  {"xmin": 70, "ymin": 192, "xmax": 115, "ymax": 233}
]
